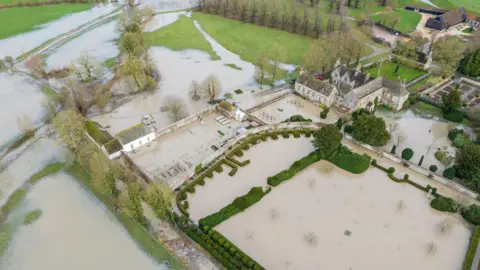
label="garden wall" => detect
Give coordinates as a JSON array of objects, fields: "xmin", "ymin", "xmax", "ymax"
[
  {"xmin": 155, "ymin": 105, "xmax": 217, "ymax": 137},
  {"xmin": 421, "ymin": 78, "xmax": 451, "ymax": 94},
  {"xmin": 345, "ymin": 134, "xmax": 478, "ymax": 199}
]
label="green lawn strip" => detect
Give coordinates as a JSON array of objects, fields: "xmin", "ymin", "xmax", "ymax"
[
  {"xmin": 23, "ymin": 209, "xmax": 43, "ymax": 225},
  {"xmin": 224, "ymin": 63, "xmax": 242, "ymax": 70},
  {"xmin": 429, "ymin": 0, "xmax": 459, "ymax": 11},
  {"xmin": 64, "ymin": 162, "xmax": 183, "ymax": 269},
  {"xmin": 145, "ymin": 14, "xmax": 220, "ymax": 60},
  {"xmin": 0, "ymin": 4, "xmax": 92, "ymax": 40},
  {"xmin": 365, "ymin": 61, "xmax": 426, "ymax": 82},
  {"xmin": 407, "ymin": 76, "xmax": 429, "ymax": 92},
  {"xmin": 198, "ymin": 187, "xmax": 271, "ymax": 228},
  {"xmin": 410, "ymin": 100, "xmax": 443, "ymax": 118},
  {"xmin": 371, "ymin": 9, "xmax": 422, "ymax": 34},
  {"xmin": 103, "ymin": 57, "xmax": 117, "ymax": 68},
  {"xmin": 463, "ymin": 226, "xmax": 480, "ymax": 270},
  {"xmin": 27, "ymin": 162, "xmax": 65, "ymax": 184},
  {"xmin": 40, "ymin": 85, "xmax": 59, "ymax": 98}
]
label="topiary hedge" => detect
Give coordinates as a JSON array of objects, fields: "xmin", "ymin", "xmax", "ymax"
[
  {"xmin": 429, "ymin": 165, "xmax": 438, "ymax": 172},
  {"xmin": 267, "ymin": 150, "xmax": 322, "ymax": 186},
  {"xmin": 199, "ymin": 187, "xmax": 270, "ymax": 228},
  {"xmin": 430, "ymin": 195, "xmax": 457, "ymax": 213},
  {"xmin": 462, "ymin": 204, "xmax": 480, "ymax": 225},
  {"xmin": 463, "ymin": 226, "xmax": 480, "ymax": 270},
  {"xmin": 326, "ymin": 146, "xmax": 371, "ymax": 174},
  {"xmin": 401, "ymin": 148, "xmax": 414, "ymax": 160},
  {"xmin": 443, "ymin": 167, "xmax": 456, "ymax": 179},
  {"xmin": 443, "ymin": 111, "xmax": 464, "ymax": 123}
]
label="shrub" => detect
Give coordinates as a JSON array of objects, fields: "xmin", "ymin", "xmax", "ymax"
[
  {"xmin": 443, "ymin": 167, "xmax": 456, "ymax": 179},
  {"xmin": 344, "ymin": 125, "xmax": 354, "ymax": 134},
  {"xmin": 429, "ymin": 165, "xmax": 438, "ymax": 172},
  {"xmin": 430, "ymin": 196, "xmax": 456, "ymax": 213},
  {"xmin": 418, "ymin": 155, "xmax": 424, "ymax": 166},
  {"xmin": 443, "ymin": 111, "xmax": 463, "ymax": 123},
  {"xmin": 214, "ymin": 165, "xmax": 223, "ymax": 173},
  {"xmin": 271, "ymin": 133, "xmax": 278, "ymax": 140},
  {"xmin": 218, "ymin": 238, "xmax": 226, "ymax": 245},
  {"xmin": 388, "ymin": 167, "xmax": 395, "ymax": 173},
  {"xmin": 448, "ymin": 128, "xmax": 463, "ymax": 141},
  {"xmin": 282, "ymin": 131, "xmax": 289, "ymax": 138},
  {"xmin": 194, "ymin": 164, "xmax": 203, "ymax": 174},
  {"xmin": 320, "ymin": 111, "xmax": 328, "ymax": 119},
  {"xmin": 198, "ymin": 179, "xmax": 205, "ymax": 186},
  {"xmin": 391, "ymin": 145, "xmax": 397, "ymax": 154},
  {"xmin": 183, "ymin": 201, "xmax": 189, "ymax": 209},
  {"xmin": 199, "ymin": 187, "xmax": 269, "ymax": 228},
  {"xmin": 454, "ymin": 134, "xmax": 472, "ymax": 148},
  {"xmin": 327, "ymin": 146, "xmax": 371, "ymax": 174},
  {"xmin": 403, "ymin": 174, "xmax": 409, "ymax": 180},
  {"xmin": 293, "ymin": 131, "xmax": 301, "ymax": 138},
  {"xmin": 462, "ymin": 205, "xmax": 480, "ymax": 225},
  {"xmin": 401, "ymin": 148, "xmax": 414, "ymax": 160},
  {"xmin": 206, "ymin": 171, "xmax": 213, "ymax": 178}
]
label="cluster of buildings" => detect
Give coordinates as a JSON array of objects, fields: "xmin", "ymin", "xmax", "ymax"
[
  {"xmin": 294, "ymin": 65, "xmax": 410, "ymax": 112},
  {"xmin": 406, "ymin": 5, "xmax": 479, "ymax": 30}
]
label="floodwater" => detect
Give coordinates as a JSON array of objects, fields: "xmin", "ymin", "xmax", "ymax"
[
  {"xmin": 216, "ymin": 161, "xmax": 471, "ymax": 270},
  {"xmin": 0, "ymin": 173, "xmax": 166, "ymax": 270},
  {"xmin": 377, "ymin": 110, "xmax": 457, "ymax": 171},
  {"xmin": 0, "ymin": 73, "xmax": 47, "ymax": 148},
  {"xmin": 0, "ymin": 4, "xmax": 120, "ymax": 59},
  {"xmin": 45, "ymin": 20, "xmax": 120, "ymax": 70},
  {"xmin": 144, "ymin": 11, "xmax": 188, "ymax": 32},
  {"xmin": 139, "ymin": 0, "xmax": 197, "ymax": 12},
  {"xmin": 187, "ymin": 137, "xmax": 315, "ymax": 223},
  {"xmin": 0, "ymin": 138, "xmax": 64, "ymax": 207}
]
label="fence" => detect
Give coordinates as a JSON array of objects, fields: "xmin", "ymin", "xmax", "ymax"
[
  {"xmin": 345, "ymin": 134, "xmax": 479, "ymax": 199},
  {"xmin": 246, "ymin": 91, "xmax": 292, "ymax": 113}
]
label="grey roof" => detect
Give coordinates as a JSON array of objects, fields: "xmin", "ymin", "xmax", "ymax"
[
  {"xmin": 335, "ymin": 66, "xmax": 370, "ymax": 88},
  {"xmin": 337, "ymin": 82, "xmax": 354, "ymax": 96},
  {"xmin": 353, "ymin": 77, "xmax": 409, "ymax": 99},
  {"xmin": 116, "ymin": 123, "xmax": 151, "ymax": 145},
  {"xmin": 382, "ymin": 78, "xmax": 409, "ymax": 97},
  {"xmin": 297, "ymin": 74, "xmax": 336, "ymax": 96}
]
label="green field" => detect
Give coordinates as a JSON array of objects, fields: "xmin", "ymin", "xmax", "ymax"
[
  {"xmin": 0, "ymin": 4, "xmax": 91, "ymax": 40},
  {"xmin": 371, "ymin": 9, "xmax": 422, "ymax": 33},
  {"xmin": 365, "ymin": 61, "xmax": 426, "ymax": 82},
  {"xmin": 430, "ymin": 0, "xmax": 480, "ymax": 16},
  {"xmin": 145, "ymin": 15, "xmax": 220, "ymax": 60}
]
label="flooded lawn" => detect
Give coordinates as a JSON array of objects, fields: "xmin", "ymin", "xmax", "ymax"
[
  {"xmin": 250, "ymin": 94, "xmax": 339, "ymax": 124},
  {"xmin": 216, "ymin": 160, "xmax": 471, "ymax": 270},
  {"xmin": 0, "ymin": 173, "xmax": 166, "ymax": 270},
  {"xmin": 0, "ymin": 4, "xmax": 119, "ymax": 59},
  {"xmin": 0, "ymin": 73, "xmax": 47, "ymax": 148},
  {"xmin": 45, "ymin": 20, "xmax": 119, "ymax": 70},
  {"xmin": 377, "ymin": 109, "xmax": 458, "ymax": 171},
  {"xmin": 187, "ymin": 137, "xmax": 315, "ymax": 223}
]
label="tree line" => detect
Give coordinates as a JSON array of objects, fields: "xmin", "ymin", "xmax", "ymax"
[{"xmin": 0, "ymin": 0, "xmax": 114, "ymax": 9}]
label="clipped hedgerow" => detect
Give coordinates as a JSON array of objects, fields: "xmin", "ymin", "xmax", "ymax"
[
  {"xmin": 431, "ymin": 195, "xmax": 457, "ymax": 213},
  {"xmin": 282, "ymin": 131, "xmax": 289, "ymax": 138},
  {"xmin": 198, "ymin": 179, "xmax": 205, "ymax": 186},
  {"xmin": 214, "ymin": 165, "xmax": 223, "ymax": 173}
]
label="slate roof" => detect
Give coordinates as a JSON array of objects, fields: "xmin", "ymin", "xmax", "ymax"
[
  {"xmin": 426, "ymin": 7, "xmax": 467, "ymax": 30},
  {"xmin": 335, "ymin": 66, "xmax": 370, "ymax": 88},
  {"xmin": 353, "ymin": 77, "xmax": 409, "ymax": 99},
  {"xmin": 116, "ymin": 123, "xmax": 151, "ymax": 145},
  {"xmin": 297, "ymin": 74, "xmax": 336, "ymax": 96}
]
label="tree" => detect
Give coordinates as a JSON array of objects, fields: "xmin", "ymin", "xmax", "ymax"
[
  {"xmin": 52, "ymin": 110, "xmax": 86, "ymax": 154},
  {"xmin": 462, "ymin": 204, "xmax": 480, "ymax": 225},
  {"xmin": 459, "ymin": 49, "xmax": 480, "ymax": 77},
  {"xmin": 432, "ymin": 36, "xmax": 466, "ymax": 78},
  {"xmin": 119, "ymin": 32, "xmax": 146, "ymax": 57},
  {"xmin": 122, "ymin": 56, "xmax": 146, "ymax": 91},
  {"xmin": 303, "ymin": 37, "xmax": 336, "ymax": 74},
  {"xmin": 93, "ymin": 85, "xmax": 111, "ymax": 113},
  {"xmin": 201, "ymin": 74, "xmax": 222, "ymax": 100},
  {"xmin": 254, "ymin": 54, "xmax": 269, "ymax": 87},
  {"xmin": 143, "ymin": 183, "xmax": 173, "ymax": 222},
  {"xmin": 89, "ymin": 152, "xmax": 119, "ymax": 198},
  {"xmin": 120, "ymin": 181, "xmax": 147, "ymax": 226},
  {"xmin": 163, "ymin": 95, "xmax": 187, "ymax": 121},
  {"xmin": 441, "ymin": 88, "xmax": 461, "ymax": 112},
  {"xmin": 4, "ymin": 56, "xmax": 13, "ymax": 68},
  {"xmin": 17, "ymin": 114, "xmax": 34, "ymax": 134},
  {"xmin": 271, "ymin": 44, "xmax": 286, "ymax": 83},
  {"xmin": 269, "ymin": 1, "xmax": 277, "ymax": 28},
  {"xmin": 312, "ymin": 124, "xmax": 342, "ymax": 157},
  {"xmin": 25, "ymin": 54, "xmax": 44, "ymax": 75},
  {"xmin": 352, "ymin": 114, "xmax": 391, "ymax": 146},
  {"xmin": 189, "ymin": 80, "xmax": 201, "ymax": 101},
  {"xmin": 455, "ymin": 144, "xmax": 480, "ymax": 185},
  {"xmin": 71, "ymin": 52, "xmax": 101, "ymax": 84}
]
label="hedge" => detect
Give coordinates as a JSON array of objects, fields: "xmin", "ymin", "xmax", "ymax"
[
  {"xmin": 267, "ymin": 150, "xmax": 322, "ymax": 186},
  {"xmin": 462, "ymin": 205, "xmax": 480, "ymax": 225},
  {"xmin": 344, "ymin": 125, "xmax": 354, "ymax": 134},
  {"xmin": 227, "ymin": 156, "xmax": 250, "ymax": 167},
  {"xmin": 401, "ymin": 148, "xmax": 414, "ymax": 161},
  {"xmin": 199, "ymin": 187, "xmax": 270, "ymax": 228},
  {"xmin": 463, "ymin": 226, "xmax": 480, "ymax": 270},
  {"xmin": 444, "ymin": 111, "xmax": 464, "ymax": 123},
  {"xmin": 430, "ymin": 195, "xmax": 456, "ymax": 213},
  {"xmin": 443, "ymin": 167, "xmax": 456, "ymax": 179},
  {"xmin": 326, "ymin": 146, "xmax": 371, "ymax": 174},
  {"xmin": 429, "ymin": 165, "xmax": 438, "ymax": 172}
]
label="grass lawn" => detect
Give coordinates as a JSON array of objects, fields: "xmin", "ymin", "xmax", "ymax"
[
  {"xmin": 103, "ymin": 57, "xmax": 117, "ymax": 68},
  {"xmin": 410, "ymin": 101, "xmax": 443, "ymax": 118},
  {"xmin": 365, "ymin": 61, "xmax": 426, "ymax": 82},
  {"xmin": 23, "ymin": 209, "xmax": 43, "ymax": 225},
  {"xmin": 65, "ymin": 162, "xmax": 183, "ymax": 269},
  {"xmin": 407, "ymin": 76, "xmax": 429, "ymax": 92},
  {"xmin": 430, "ymin": 0, "xmax": 480, "ymax": 16},
  {"xmin": 144, "ymin": 15, "xmax": 219, "ymax": 60},
  {"xmin": 371, "ymin": 9, "xmax": 422, "ymax": 34},
  {"xmin": 224, "ymin": 63, "xmax": 241, "ymax": 70},
  {"xmin": 0, "ymin": 4, "xmax": 91, "ymax": 40},
  {"xmin": 41, "ymin": 85, "xmax": 58, "ymax": 99}
]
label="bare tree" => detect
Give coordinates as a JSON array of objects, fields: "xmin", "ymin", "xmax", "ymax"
[
  {"xmin": 93, "ymin": 85, "xmax": 111, "ymax": 113},
  {"xmin": 25, "ymin": 54, "xmax": 44, "ymax": 75},
  {"xmin": 17, "ymin": 115, "xmax": 34, "ymax": 134},
  {"xmin": 254, "ymin": 54, "xmax": 269, "ymax": 88},
  {"xmin": 281, "ymin": 1, "xmax": 287, "ymax": 30},
  {"xmin": 269, "ymin": 208, "xmax": 279, "ymax": 221},
  {"xmin": 189, "ymin": 80, "xmax": 201, "ymax": 101},
  {"xmin": 304, "ymin": 232, "xmax": 318, "ymax": 246},
  {"xmin": 291, "ymin": 2, "xmax": 297, "ymax": 33},
  {"xmin": 163, "ymin": 95, "xmax": 187, "ymax": 121},
  {"xmin": 313, "ymin": 4, "xmax": 322, "ymax": 38},
  {"xmin": 201, "ymin": 74, "xmax": 222, "ymax": 100},
  {"xmin": 301, "ymin": 6, "xmax": 309, "ymax": 35},
  {"xmin": 52, "ymin": 110, "xmax": 86, "ymax": 154},
  {"xmin": 427, "ymin": 242, "xmax": 437, "ymax": 254},
  {"xmin": 250, "ymin": 0, "xmax": 257, "ymax": 23},
  {"xmin": 388, "ymin": 123, "xmax": 399, "ymax": 133},
  {"xmin": 259, "ymin": 0, "xmax": 267, "ymax": 25},
  {"xmin": 396, "ymin": 200, "xmax": 405, "ymax": 212},
  {"xmin": 72, "ymin": 52, "xmax": 101, "ymax": 83},
  {"xmin": 438, "ymin": 219, "xmax": 453, "ymax": 235},
  {"xmin": 240, "ymin": 0, "xmax": 248, "ymax": 22}
]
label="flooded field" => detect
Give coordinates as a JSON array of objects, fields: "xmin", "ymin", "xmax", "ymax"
[
  {"xmin": 0, "ymin": 73, "xmax": 47, "ymax": 148},
  {"xmin": 187, "ymin": 137, "xmax": 315, "ymax": 222},
  {"xmin": 45, "ymin": 20, "xmax": 119, "ymax": 70},
  {"xmin": 0, "ymin": 4, "xmax": 119, "ymax": 59},
  {"xmin": 0, "ymin": 173, "xmax": 166, "ymax": 270},
  {"xmin": 216, "ymin": 160, "xmax": 471, "ymax": 270}
]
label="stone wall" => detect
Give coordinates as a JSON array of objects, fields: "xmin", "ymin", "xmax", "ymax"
[{"xmin": 421, "ymin": 78, "xmax": 451, "ymax": 94}]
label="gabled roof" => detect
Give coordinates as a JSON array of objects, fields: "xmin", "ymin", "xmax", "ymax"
[
  {"xmin": 382, "ymin": 78, "xmax": 409, "ymax": 97},
  {"xmin": 219, "ymin": 100, "xmax": 235, "ymax": 112},
  {"xmin": 426, "ymin": 7, "xmax": 467, "ymax": 29},
  {"xmin": 334, "ymin": 65, "xmax": 370, "ymax": 88},
  {"xmin": 297, "ymin": 74, "xmax": 336, "ymax": 96},
  {"xmin": 116, "ymin": 123, "xmax": 151, "ymax": 145},
  {"xmin": 350, "ymin": 77, "xmax": 409, "ymax": 99}
]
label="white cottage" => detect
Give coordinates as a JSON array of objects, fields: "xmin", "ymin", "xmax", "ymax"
[{"xmin": 116, "ymin": 123, "xmax": 155, "ymax": 152}]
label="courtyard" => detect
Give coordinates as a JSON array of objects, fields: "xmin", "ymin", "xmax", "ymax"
[
  {"xmin": 427, "ymin": 79, "xmax": 480, "ymax": 111},
  {"xmin": 128, "ymin": 112, "xmax": 245, "ymax": 187}
]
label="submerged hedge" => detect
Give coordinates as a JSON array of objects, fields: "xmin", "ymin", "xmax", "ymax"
[
  {"xmin": 267, "ymin": 150, "xmax": 323, "ymax": 186},
  {"xmin": 326, "ymin": 146, "xmax": 371, "ymax": 174},
  {"xmin": 199, "ymin": 187, "xmax": 271, "ymax": 228},
  {"xmin": 463, "ymin": 226, "xmax": 480, "ymax": 270},
  {"xmin": 430, "ymin": 195, "xmax": 457, "ymax": 213}
]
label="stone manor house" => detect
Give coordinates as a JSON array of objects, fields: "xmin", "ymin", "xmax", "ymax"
[{"xmin": 295, "ymin": 65, "xmax": 409, "ymax": 111}]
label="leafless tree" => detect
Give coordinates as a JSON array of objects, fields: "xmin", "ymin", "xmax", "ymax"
[
  {"xmin": 388, "ymin": 123, "xmax": 399, "ymax": 134},
  {"xmin": 427, "ymin": 242, "xmax": 437, "ymax": 254},
  {"xmin": 302, "ymin": 6, "xmax": 309, "ymax": 35},
  {"xmin": 250, "ymin": 0, "xmax": 257, "ymax": 23},
  {"xmin": 25, "ymin": 54, "xmax": 44, "ymax": 75},
  {"xmin": 72, "ymin": 52, "xmax": 101, "ymax": 84},
  {"xmin": 93, "ymin": 85, "xmax": 111, "ymax": 113},
  {"xmin": 313, "ymin": 5, "xmax": 322, "ymax": 38},
  {"xmin": 396, "ymin": 200, "xmax": 405, "ymax": 212},
  {"xmin": 163, "ymin": 95, "xmax": 187, "ymax": 122},
  {"xmin": 189, "ymin": 80, "xmax": 201, "ymax": 101},
  {"xmin": 240, "ymin": 0, "xmax": 248, "ymax": 22},
  {"xmin": 259, "ymin": 0, "xmax": 267, "ymax": 25},
  {"xmin": 304, "ymin": 232, "xmax": 318, "ymax": 246},
  {"xmin": 17, "ymin": 115, "xmax": 34, "ymax": 134},
  {"xmin": 291, "ymin": 2, "xmax": 297, "ymax": 33},
  {"xmin": 201, "ymin": 74, "xmax": 222, "ymax": 100},
  {"xmin": 272, "ymin": 44, "xmax": 286, "ymax": 82},
  {"xmin": 438, "ymin": 219, "xmax": 453, "ymax": 235},
  {"xmin": 281, "ymin": 1, "xmax": 287, "ymax": 30},
  {"xmin": 269, "ymin": 208, "xmax": 279, "ymax": 221}
]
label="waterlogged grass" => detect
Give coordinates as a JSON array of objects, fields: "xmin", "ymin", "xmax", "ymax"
[
  {"xmin": 5, "ymin": 130, "xmax": 35, "ymax": 154},
  {"xmin": 0, "ymin": 230, "xmax": 10, "ymax": 258},
  {"xmin": 0, "ymin": 4, "xmax": 92, "ymax": 40},
  {"xmin": 224, "ymin": 63, "xmax": 242, "ymax": 70},
  {"xmin": 65, "ymin": 162, "xmax": 183, "ymax": 269},
  {"xmin": 103, "ymin": 57, "xmax": 117, "ymax": 68},
  {"xmin": 40, "ymin": 85, "xmax": 58, "ymax": 99},
  {"xmin": 145, "ymin": 15, "xmax": 220, "ymax": 60},
  {"xmin": 411, "ymin": 101, "xmax": 443, "ymax": 118},
  {"xmin": 27, "ymin": 162, "xmax": 65, "ymax": 184},
  {"xmin": 23, "ymin": 209, "xmax": 43, "ymax": 225},
  {"xmin": 2, "ymin": 188, "xmax": 28, "ymax": 216}
]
